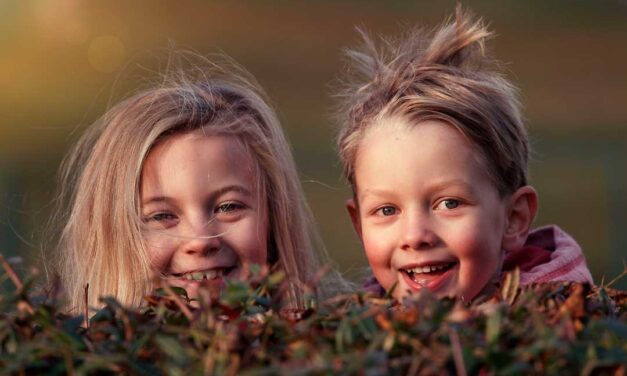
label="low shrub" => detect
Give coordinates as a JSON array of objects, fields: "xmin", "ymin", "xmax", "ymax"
[{"xmin": 0, "ymin": 256, "xmax": 625, "ymax": 375}]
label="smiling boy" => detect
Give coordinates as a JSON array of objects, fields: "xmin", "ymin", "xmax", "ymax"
[{"xmin": 336, "ymin": 10, "xmax": 593, "ymax": 302}]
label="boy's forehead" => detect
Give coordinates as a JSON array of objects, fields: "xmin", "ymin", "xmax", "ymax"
[
  {"xmin": 354, "ymin": 117, "xmax": 500, "ymax": 197},
  {"xmin": 361, "ymin": 117, "xmax": 463, "ymax": 152},
  {"xmin": 363, "ymin": 115, "xmax": 411, "ymax": 137}
]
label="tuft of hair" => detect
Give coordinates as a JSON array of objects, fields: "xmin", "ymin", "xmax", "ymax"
[{"xmin": 336, "ymin": 7, "xmax": 528, "ymax": 196}]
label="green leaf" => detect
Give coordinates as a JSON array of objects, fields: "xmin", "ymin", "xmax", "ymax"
[{"xmin": 155, "ymin": 335, "xmax": 189, "ymax": 365}]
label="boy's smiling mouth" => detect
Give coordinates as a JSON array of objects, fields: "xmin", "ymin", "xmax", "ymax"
[{"xmin": 399, "ymin": 261, "xmax": 458, "ymax": 292}]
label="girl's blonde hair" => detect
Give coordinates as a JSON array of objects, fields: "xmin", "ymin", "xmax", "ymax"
[
  {"xmin": 337, "ymin": 8, "xmax": 528, "ymax": 197},
  {"xmin": 53, "ymin": 55, "xmax": 346, "ymax": 313}
]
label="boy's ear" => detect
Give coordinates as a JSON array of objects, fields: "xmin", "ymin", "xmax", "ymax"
[
  {"xmin": 502, "ymin": 185, "xmax": 538, "ymax": 252},
  {"xmin": 346, "ymin": 198, "xmax": 363, "ymax": 240}
]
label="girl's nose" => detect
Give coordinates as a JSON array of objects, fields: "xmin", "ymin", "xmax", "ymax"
[
  {"xmin": 182, "ymin": 221, "xmax": 221, "ymax": 256},
  {"xmin": 400, "ymin": 211, "xmax": 439, "ymax": 251},
  {"xmin": 183, "ymin": 234, "xmax": 221, "ymax": 256}
]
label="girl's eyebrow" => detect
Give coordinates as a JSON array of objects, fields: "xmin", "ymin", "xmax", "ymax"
[
  {"xmin": 141, "ymin": 196, "xmax": 173, "ymax": 207},
  {"xmin": 141, "ymin": 185, "xmax": 253, "ymax": 207},
  {"xmin": 213, "ymin": 185, "xmax": 253, "ymax": 197}
]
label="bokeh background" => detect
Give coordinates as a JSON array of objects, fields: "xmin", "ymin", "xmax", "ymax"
[{"xmin": 1, "ymin": 0, "xmax": 626, "ymax": 289}]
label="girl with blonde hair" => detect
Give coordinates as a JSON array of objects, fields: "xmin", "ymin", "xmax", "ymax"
[{"xmin": 52, "ymin": 55, "xmax": 347, "ymax": 314}]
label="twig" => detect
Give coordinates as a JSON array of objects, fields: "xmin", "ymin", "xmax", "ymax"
[
  {"xmin": 226, "ymin": 353, "xmax": 241, "ymax": 376},
  {"xmin": 162, "ymin": 283, "xmax": 194, "ymax": 321},
  {"xmin": 84, "ymin": 284, "xmax": 90, "ymax": 328},
  {"xmin": 1, "ymin": 253, "xmax": 34, "ymax": 314},
  {"xmin": 122, "ymin": 310, "xmax": 133, "ymax": 342},
  {"xmin": 0, "ymin": 253, "xmax": 23, "ymax": 290},
  {"xmin": 63, "ymin": 348, "xmax": 75, "ymax": 376},
  {"xmin": 603, "ymin": 259, "xmax": 627, "ymax": 289},
  {"xmin": 448, "ymin": 326, "xmax": 467, "ymax": 376}
]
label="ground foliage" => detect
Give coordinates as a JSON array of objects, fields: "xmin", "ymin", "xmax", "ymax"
[{"xmin": 0, "ymin": 256, "xmax": 625, "ymax": 376}]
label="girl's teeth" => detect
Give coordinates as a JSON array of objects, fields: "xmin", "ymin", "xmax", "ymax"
[
  {"xmin": 184, "ymin": 269, "xmax": 222, "ymax": 280},
  {"xmin": 205, "ymin": 270, "xmax": 218, "ymax": 279}
]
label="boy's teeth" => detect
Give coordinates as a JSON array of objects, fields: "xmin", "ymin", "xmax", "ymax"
[{"xmin": 407, "ymin": 263, "xmax": 450, "ymax": 275}]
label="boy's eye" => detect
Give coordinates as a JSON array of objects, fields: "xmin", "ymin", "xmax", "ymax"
[
  {"xmin": 215, "ymin": 202, "xmax": 245, "ymax": 214},
  {"xmin": 376, "ymin": 206, "xmax": 397, "ymax": 216},
  {"xmin": 435, "ymin": 199, "xmax": 461, "ymax": 210}
]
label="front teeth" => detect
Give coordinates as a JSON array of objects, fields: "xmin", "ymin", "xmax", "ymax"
[
  {"xmin": 184, "ymin": 269, "xmax": 221, "ymax": 281},
  {"xmin": 407, "ymin": 264, "xmax": 450, "ymax": 275}
]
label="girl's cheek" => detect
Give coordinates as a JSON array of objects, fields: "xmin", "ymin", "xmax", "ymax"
[
  {"xmin": 248, "ymin": 250, "xmax": 267, "ymax": 265},
  {"xmin": 240, "ymin": 227, "xmax": 267, "ymax": 264},
  {"xmin": 232, "ymin": 218, "xmax": 268, "ymax": 265},
  {"xmin": 144, "ymin": 234, "xmax": 176, "ymax": 272}
]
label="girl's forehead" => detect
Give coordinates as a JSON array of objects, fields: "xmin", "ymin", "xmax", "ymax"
[{"xmin": 143, "ymin": 132, "xmax": 259, "ymax": 182}]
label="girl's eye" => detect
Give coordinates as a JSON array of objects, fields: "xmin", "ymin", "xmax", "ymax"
[
  {"xmin": 215, "ymin": 202, "xmax": 245, "ymax": 214},
  {"xmin": 436, "ymin": 199, "xmax": 461, "ymax": 210},
  {"xmin": 145, "ymin": 212, "xmax": 177, "ymax": 223},
  {"xmin": 376, "ymin": 206, "xmax": 397, "ymax": 216}
]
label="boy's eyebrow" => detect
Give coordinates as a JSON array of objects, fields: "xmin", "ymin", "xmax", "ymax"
[
  {"xmin": 358, "ymin": 179, "xmax": 476, "ymax": 202},
  {"xmin": 358, "ymin": 188, "xmax": 389, "ymax": 201},
  {"xmin": 429, "ymin": 179, "xmax": 476, "ymax": 194},
  {"xmin": 141, "ymin": 185, "xmax": 253, "ymax": 206}
]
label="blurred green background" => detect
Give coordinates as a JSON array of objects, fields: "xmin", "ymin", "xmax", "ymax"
[{"xmin": 1, "ymin": 0, "xmax": 626, "ymax": 289}]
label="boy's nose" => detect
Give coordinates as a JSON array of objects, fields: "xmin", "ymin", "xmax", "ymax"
[{"xmin": 400, "ymin": 213, "xmax": 438, "ymax": 251}]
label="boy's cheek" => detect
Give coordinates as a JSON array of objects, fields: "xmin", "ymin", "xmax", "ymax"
[
  {"xmin": 362, "ymin": 233, "xmax": 397, "ymax": 289},
  {"xmin": 456, "ymin": 254, "xmax": 501, "ymax": 299},
  {"xmin": 361, "ymin": 233, "xmax": 391, "ymax": 263},
  {"xmin": 363, "ymin": 244, "xmax": 386, "ymax": 269}
]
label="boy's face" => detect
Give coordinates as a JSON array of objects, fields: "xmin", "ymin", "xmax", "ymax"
[{"xmin": 348, "ymin": 118, "xmax": 510, "ymax": 301}]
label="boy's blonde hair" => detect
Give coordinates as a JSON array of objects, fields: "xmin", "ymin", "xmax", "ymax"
[
  {"xmin": 337, "ymin": 8, "xmax": 528, "ymax": 196},
  {"xmin": 53, "ymin": 55, "xmax": 345, "ymax": 313}
]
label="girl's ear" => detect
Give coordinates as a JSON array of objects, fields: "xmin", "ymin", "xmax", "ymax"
[
  {"xmin": 346, "ymin": 198, "xmax": 363, "ymax": 240},
  {"xmin": 502, "ymin": 185, "xmax": 538, "ymax": 252}
]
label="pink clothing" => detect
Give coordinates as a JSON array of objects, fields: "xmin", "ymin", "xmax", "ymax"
[
  {"xmin": 502, "ymin": 225, "xmax": 593, "ymax": 285},
  {"xmin": 363, "ymin": 224, "xmax": 593, "ymax": 297}
]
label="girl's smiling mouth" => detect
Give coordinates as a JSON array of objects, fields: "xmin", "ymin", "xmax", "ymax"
[
  {"xmin": 169, "ymin": 266, "xmax": 237, "ymax": 281},
  {"xmin": 399, "ymin": 261, "xmax": 458, "ymax": 293}
]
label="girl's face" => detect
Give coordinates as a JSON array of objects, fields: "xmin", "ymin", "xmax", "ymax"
[
  {"xmin": 347, "ymin": 118, "xmax": 510, "ymax": 302},
  {"xmin": 140, "ymin": 132, "xmax": 268, "ymax": 298}
]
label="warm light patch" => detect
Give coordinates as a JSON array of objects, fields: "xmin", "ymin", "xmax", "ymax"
[{"xmin": 87, "ymin": 35, "xmax": 126, "ymax": 73}]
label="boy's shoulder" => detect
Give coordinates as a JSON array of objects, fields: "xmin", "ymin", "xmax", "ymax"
[{"xmin": 503, "ymin": 225, "xmax": 593, "ymax": 285}]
